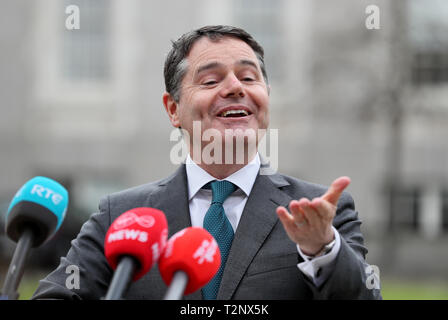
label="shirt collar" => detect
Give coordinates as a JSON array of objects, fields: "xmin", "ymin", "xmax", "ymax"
[{"xmin": 185, "ymin": 153, "xmax": 261, "ymax": 200}]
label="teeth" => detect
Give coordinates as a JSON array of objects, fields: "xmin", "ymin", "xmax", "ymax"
[{"xmin": 220, "ymin": 109, "xmax": 249, "ymax": 117}]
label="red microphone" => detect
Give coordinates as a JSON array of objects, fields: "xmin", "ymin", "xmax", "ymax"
[
  {"xmin": 104, "ymin": 207, "xmax": 168, "ymax": 300},
  {"xmin": 158, "ymin": 227, "xmax": 221, "ymax": 300}
]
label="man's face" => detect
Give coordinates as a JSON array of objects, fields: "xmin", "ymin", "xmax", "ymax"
[{"xmin": 165, "ymin": 36, "xmax": 270, "ymax": 160}]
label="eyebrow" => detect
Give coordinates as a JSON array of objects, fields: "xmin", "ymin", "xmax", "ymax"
[
  {"xmin": 237, "ymin": 59, "xmax": 259, "ymax": 71},
  {"xmin": 195, "ymin": 59, "xmax": 260, "ymax": 76},
  {"xmin": 196, "ymin": 61, "xmax": 221, "ymax": 75}
]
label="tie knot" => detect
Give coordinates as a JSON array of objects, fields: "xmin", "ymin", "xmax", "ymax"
[{"xmin": 207, "ymin": 180, "xmax": 236, "ymax": 204}]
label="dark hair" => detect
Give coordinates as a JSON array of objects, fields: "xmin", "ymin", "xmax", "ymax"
[{"xmin": 164, "ymin": 25, "xmax": 268, "ymax": 102}]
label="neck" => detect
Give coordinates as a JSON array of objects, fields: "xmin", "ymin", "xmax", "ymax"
[
  {"xmin": 198, "ymin": 163, "xmax": 247, "ymax": 180},
  {"xmin": 189, "ymin": 151, "xmax": 257, "ymax": 180}
]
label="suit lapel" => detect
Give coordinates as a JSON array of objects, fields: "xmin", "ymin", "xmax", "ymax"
[
  {"xmin": 149, "ymin": 165, "xmax": 192, "ymax": 237},
  {"xmin": 148, "ymin": 165, "xmax": 203, "ymax": 300},
  {"xmin": 217, "ymin": 172, "xmax": 293, "ymax": 300}
]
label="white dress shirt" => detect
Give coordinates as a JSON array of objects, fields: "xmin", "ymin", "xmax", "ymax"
[{"xmin": 185, "ymin": 153, "xmax": 341, "ymax": 285}]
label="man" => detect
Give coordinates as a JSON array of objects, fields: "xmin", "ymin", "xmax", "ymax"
[{"xmin": 32, "ymin": 25, "xmax": 381, "ymax": 300}]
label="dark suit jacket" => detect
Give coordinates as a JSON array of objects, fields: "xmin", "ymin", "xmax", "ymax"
[{"xmin": 32, "ymin": 165, "xmax": 381, "ymax": 300}]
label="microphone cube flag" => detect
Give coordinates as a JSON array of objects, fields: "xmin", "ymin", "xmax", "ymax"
[
  {"xmin": 158, "ymin": 227, "xmax": 221, "ymax": 295},
  {"xmin": 104, "ymin": 208, "xmax": 168, "ymax": 281}
]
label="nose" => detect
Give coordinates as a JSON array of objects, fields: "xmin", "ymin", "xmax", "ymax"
[{"xmin": 219, "ymin": 73, "xmax": 245, "ymax": 98}]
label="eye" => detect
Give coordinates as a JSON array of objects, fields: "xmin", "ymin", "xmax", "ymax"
[
  {"xmin": 201, "ymin": 79, "xmax": 219, "ymax": 86},
  {"xmin": 239, "ymin": 72, "xmax": 257, "ymax": 82}
]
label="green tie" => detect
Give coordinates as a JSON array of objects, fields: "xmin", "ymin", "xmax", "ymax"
[{"xmin": 202, "ymin": 180, "xmax": 237, "ymax": 300}]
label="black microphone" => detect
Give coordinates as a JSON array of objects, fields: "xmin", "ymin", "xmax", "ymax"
[{"xmin": 1, "ymin": 176, "xmax": 69, "ymax": 299}]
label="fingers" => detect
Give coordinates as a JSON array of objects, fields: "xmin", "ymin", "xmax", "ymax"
[
  {"xmin": 276, "ymin": 206, "xmax": 298, "ymax": 237},
  {"xmin": 310, "ymin": 197, "xmax": 336, "ymax": 221},
  {"xmin": 295, "ymin": 198, "xmax": 319, "ymax": 227},
  {"xmin": 276, "ymin": 177, "xmax": 350, "ymax": 250},
  {"xmin": 276, "ymin": 204, "xmax": 308, "ymax": 245},
  {"xmin": 276, "ymin": 206, "xmax": 292, "ymax": 224},
  {"xmin": 322, "ymin": 176, "xmax": 351, "ymax": 206},
  {"xmin": 278, "ymin": 197, "xmax": 336, "ymax": 228},
  {"xmin": 276, "ymin": 203, "xmax": 306, "ymax": 229},
  {"xmin": 276, "ymin": 197, "xmax": 336, "ymax": 250},
  {"xmin": 289, "ymin": 200, "xmax": 308, "ymax": 226}
]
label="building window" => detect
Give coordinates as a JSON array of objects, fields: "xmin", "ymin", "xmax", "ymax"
[
  {"xmin": 408, "ymin": 0, "xmax": 448, "ymax": 85},
  {"xmin": 442, "ymin": 189, "xmax": 448, "ymax": 231},
  {"xmin": 233, "ymin": 0, "xmax": 285, "ymax": 82},
  {"xmin": 412, "ymin": 52, "xmax": 448, "ymax": 85},
  {"xmin": 388, "ymin": 186, "xmax": 420, "ymax": 232},
  {"xmin": 61, "ymin": 0, "xmax": 111, "ymax": 82}
]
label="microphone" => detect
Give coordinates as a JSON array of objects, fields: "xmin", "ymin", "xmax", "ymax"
[
  {"xmin": 159, "ymin": 227, "xmax": 221, "ymax": 300},
  {"xmin": 1, "ymin": 176, "xmax": 69, "ymax": 299},
  {"xmin": 104, "ymin": 207, "xmax": 168, "ymax": 300}
]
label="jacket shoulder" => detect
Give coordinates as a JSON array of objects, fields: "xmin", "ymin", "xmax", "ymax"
[{"xmin": 98, "ymin": 171, "xmax": 178, "ymax": 222}]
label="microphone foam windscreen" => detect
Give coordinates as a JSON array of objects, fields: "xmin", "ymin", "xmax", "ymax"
[
  {"xmin": 158, "ymin": 227, "xmax": 221, "ymax": 295},
  {"xmin": 6, "ymin": 176, "xmax": 69, "ymax": 247},
  {"xmin": 104, "ymin": 207, "xmax": 168, "ymax": 281}
]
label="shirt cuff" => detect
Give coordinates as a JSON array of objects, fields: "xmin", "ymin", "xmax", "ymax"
[{"xmin": 296, "ymin": 226, "xmax": 341, "ymax": 284}]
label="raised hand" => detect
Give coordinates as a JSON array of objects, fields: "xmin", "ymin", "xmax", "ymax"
[{"xmin": 276, "ymin": 176, "xmax": 351, "ymax": 256}]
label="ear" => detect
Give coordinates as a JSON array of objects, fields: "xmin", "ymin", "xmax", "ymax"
[{"xmin": 163, "ymin": 92, "xmax": 181, "ymax": 128}]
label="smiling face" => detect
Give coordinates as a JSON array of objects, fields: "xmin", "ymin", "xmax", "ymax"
[{"xmin": 163, "ymin": 36, "xmax": 270, "ymax": 166}]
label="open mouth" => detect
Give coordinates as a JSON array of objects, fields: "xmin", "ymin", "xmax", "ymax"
[{"xmin": 217, "ymin": 109, "xmax": 252, "ymax": 118}]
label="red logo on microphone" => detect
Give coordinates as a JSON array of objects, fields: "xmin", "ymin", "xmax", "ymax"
[{"xmin": 113, "ymin": 212, "xmax": 155, "ymax": 230}]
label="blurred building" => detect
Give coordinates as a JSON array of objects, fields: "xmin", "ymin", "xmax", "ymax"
[{"xmin": 0, "ymin": 0, "xmax": 447, "ymax": 282}]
